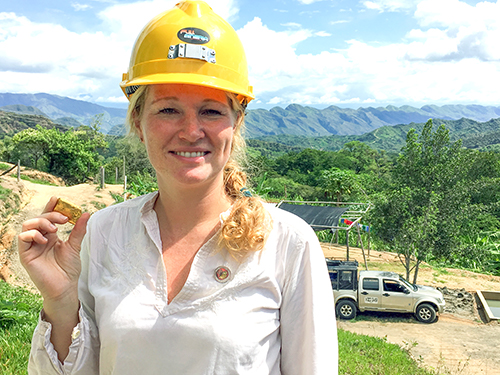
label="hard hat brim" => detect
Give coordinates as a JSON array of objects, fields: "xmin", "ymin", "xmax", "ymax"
[{"xmin": 120, "ymin": 73, "xmax": 254, "ymax": 103}]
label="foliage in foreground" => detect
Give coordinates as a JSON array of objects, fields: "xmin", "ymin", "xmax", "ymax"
[{"xmin": 0, "ymin": 281, "xmax": 42, "ymax": 375}]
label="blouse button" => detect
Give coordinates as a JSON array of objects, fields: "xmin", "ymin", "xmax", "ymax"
[{"xmin": 71, "ymin": 327, "xmax": 81, "ymax": 340}]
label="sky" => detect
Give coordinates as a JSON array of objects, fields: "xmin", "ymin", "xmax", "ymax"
[{"xmin": 0, "ymin": 0, "xmax": 499, "ymax": 110}]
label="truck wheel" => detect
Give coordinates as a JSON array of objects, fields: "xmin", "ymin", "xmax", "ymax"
[
  {"xmin": 415, "ymin": 303, "xmax": 437, "ymax": 323},
  {"xmin": 336, "ymin": 300, "xmax": 357, "ymax": 320}
]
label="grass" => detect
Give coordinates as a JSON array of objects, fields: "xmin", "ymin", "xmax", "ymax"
[
  {"xmin": 10, "ymin": 174, "xmax": 57, "ymax": 186},
  {"xmin": 0, "ymin": 163, "xmax": 10, "ymax": 171},
  {"xmin": 0, "ymin": 281, "xmax": 42, "ymax": 375},
  {"xmin": 338, "ymin": 329, "xmax": 433, "ymax": 374},
  {"xmin": 110, "ymin": 191, "xmax": 124, "ymax": 204},
  {"xmin": 91, "ymin": 201, "xmax": 107, "ymax": 210},
  {"xmin": 0, "ymin": 186, "xmax": 21, "ymax": 219},
  {"xmin": 0, "ymin": 185, "xmax": 11, "ymax": 201}
]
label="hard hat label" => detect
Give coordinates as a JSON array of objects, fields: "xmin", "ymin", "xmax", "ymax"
[{"xmin": 177, "ymin": 27, "xmax": 210, "ymax": 45}]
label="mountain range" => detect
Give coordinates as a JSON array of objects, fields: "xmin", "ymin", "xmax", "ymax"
[
  {"xmin": 250, "ymin": 117, "xmax": 500, "ymax": 153},
  {"xmin": 1, "ymin": 92, "xmax": 500, "ymax": 138}
]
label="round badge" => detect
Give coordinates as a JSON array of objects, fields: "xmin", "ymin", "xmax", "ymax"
[
  {"xmin": 177, "ymin": 27, "xmax": 210, "ymax": 45},
  {"xmin": 214, "ymin": 266, "xmax": 231, "ymax": 283}
]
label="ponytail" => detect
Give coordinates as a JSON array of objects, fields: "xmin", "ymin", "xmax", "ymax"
[{"xmin": 219, "ymin": 95, "xmax": 273, "ymax": 259}]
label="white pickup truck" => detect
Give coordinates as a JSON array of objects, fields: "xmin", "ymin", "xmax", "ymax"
[{"xmin": 327, "ymin": 259, "xmax": 445, "ymax": 323}]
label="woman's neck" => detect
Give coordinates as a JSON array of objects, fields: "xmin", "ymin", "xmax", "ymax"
[{"xmin": 153, "ymin": 179, "xmax": 232, "ymax": 239}]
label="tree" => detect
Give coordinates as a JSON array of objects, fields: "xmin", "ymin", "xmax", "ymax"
[
  {"xmin": 340, "ymin": 141, "xmax": 377, "ymax": 174},
  {"xmin": 319, "ymin": 167, "xmax": 356, "ymax": 203},
  {"xmin": 371, "ymin": 188, "xmax": 438, "ymax": 283},
  {"xmin": 371, "ymin": 120, "xmax": 471, "ymax": 282},
  {"xmin": 9, "ymin": 128, "xmax": 48, "ymax": 170},
  {"xmin": 7, "ymin": 125, "xmax": 107, "ymax": 185}
]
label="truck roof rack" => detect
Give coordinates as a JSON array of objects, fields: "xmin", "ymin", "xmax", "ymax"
[{"xmin": 326, "ymin": 259, "xmax": 359, "ymax": 267}]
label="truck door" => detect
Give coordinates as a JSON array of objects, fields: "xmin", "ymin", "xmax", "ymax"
[
  {"xmin": 359, "ymin": 277, "xmax": 382, "ymax": 310},
  {"xmin": 381, "ymin": 279, "xmax": 413, "ymax": 311}
]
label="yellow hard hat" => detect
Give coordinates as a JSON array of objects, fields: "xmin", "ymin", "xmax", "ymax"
[{"xmin": 120, "ymin": 0, "xmax": 254, "ymax": 105}]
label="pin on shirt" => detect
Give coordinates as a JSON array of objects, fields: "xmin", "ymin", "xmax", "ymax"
[{"xmin": 214, "ymin": 266, "xmax": 231, "ymax": 283}]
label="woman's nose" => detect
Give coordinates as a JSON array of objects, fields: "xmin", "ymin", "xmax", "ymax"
[{"xmin": 178, "ymin": 113, "xmax": 205, "ymax": 141}]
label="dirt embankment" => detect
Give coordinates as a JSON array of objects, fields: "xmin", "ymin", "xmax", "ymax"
[{"xmin": 0, "ymin": 171, "xmax": 123, "ymax": 289}]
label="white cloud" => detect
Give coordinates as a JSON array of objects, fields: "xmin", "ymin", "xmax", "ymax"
[
  {"xmin": 281, "ymin": 22, "xmax": 302, "ymax": 28},
  {"xmin": 407, "ymin": 0, "xmax": 500, "ymax": 61},
  {"xmin": 315, "ymin": 31, "xmax": 331, "ymax": 37},
  {"xmin": 296, "ymin": 0, "xmax": 323, "ymax": 4},
  {"xmin": 0, "ymin": 11, "xmax": 128, "ymax": 100},
  {"xmin": 72, "ymin": 3, "xmax": 92, "ymax": 11},
  {"xmin": 362, "ymin": 0, "xmax": 419, "ymax": 12},
  {"xmin": 331, "ymin": 20, "xmax": 349, "ymax": 25},
  {"xmin": 363, "ymin": 1, "xmax": 382, "ymax": 10},
  {"xmin": 238, "ymin": 17, "xmax": 313, "ymax": 78}
]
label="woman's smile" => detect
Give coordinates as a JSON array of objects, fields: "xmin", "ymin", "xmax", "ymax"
[{"xmin": 172, "ymin": 151, "xmax": 210, "ymax": 158}]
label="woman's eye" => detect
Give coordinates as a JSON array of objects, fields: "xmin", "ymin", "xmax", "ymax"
[
  {"xmin": 201, "ymin": 109, "xmax": 223, "ymax": 116},
  {"xmin": 159, "ymin": 107, "xmax": 178, "ymax": 114}
]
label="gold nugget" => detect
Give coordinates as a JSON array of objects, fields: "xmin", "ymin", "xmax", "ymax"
[{"xmin": 53, "ymin": 198, "xmax": 82, "ymax": 225}]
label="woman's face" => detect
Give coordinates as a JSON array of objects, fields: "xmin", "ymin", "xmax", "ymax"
[{"xmin": 135, "ymin": 84, "xmax": 236, "ymax": 189}]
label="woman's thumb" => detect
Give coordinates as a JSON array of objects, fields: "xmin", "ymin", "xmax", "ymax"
[{"xmin": 67, "ymin": 213, "xmax": 91, "ymax": 251}]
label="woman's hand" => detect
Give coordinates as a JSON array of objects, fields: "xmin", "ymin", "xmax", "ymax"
[{"xmin": 18, "ymin": 196, "xmax": 90, "ymax": 304}]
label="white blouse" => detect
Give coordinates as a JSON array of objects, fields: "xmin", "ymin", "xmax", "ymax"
[{"xmin": 29, "ymin": 192, "xmax": 338, "ymax": 374}]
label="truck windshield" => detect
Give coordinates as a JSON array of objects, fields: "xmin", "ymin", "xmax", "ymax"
[{"xmin": 398, "ymin": 275, "xmax": 417, "ymax": 291}]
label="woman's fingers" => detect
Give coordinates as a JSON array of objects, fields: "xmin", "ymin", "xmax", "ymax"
[
  {"xmin": 19, "ymin": 205, "xmax": 71, "ymax": 256},
  {"xmin": 21, "ymin": 215, "xmax": 62, "ymax": 233},
  {"xmin": 18, "ymin": 229, "xmax": 49, "ymax": 247},
  {"xmin": 19, "ymin": 197, "xmax": 89, "ymax": 255}
]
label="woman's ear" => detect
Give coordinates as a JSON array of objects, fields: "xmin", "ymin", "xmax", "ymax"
[
  {"xmin": 133, "ymin": 111, "xmax": 144, "ymax": 142},
  {"xmin": 234, "ymin": 111, "xmax": 243, "ymax": 129}
]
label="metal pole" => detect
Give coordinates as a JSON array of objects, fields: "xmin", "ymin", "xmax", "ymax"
[
  {"xmin": 100, "ymin": 166, "xmax": 105, "ymax": 189},
  {"xmin": 357, "ymin": 224, "xmax": 368, "ymax": 270},
  {"xmin": 115, "ymin": 167, "xmax": 118, "ymax": 184},
  {"xmin": 123, "ymin": 175, "xmax": 127, "ymax": 201},
  {"xmin": 346, "ymin": 230, "xmax": 350, "ymax": 261},
  {"xmin": 368, "ymin": 227, "xmax": 371, "ymax": 257},
  {"xmin": 123, "ymin": 155, "xmax": 126, "ymax": 182}
]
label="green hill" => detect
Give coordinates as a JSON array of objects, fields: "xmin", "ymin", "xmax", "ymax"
[
  {"xmin": 256, "ymin": 118, "xmax": 500, "ymax": 153},
  {"xmin": 0, "ymin": 110, "xmax": 69, "ymax": 138}
]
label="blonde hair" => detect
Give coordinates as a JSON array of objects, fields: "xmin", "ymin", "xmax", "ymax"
[{"xmin": 126, "ymin": 85, "xmax": 272, "ymax": 258}]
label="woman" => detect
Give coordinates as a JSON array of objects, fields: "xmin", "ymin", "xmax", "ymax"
[{"xmin": 19, "ymin": 1, "xmax": 338, "ymax": 374}]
